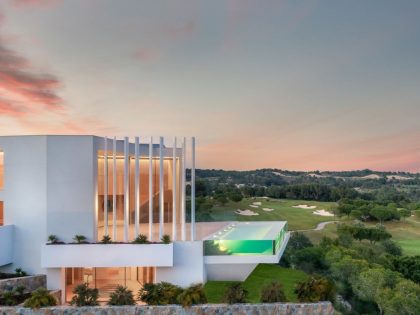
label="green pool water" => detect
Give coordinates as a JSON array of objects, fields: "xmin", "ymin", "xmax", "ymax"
[{"xmin": 204, "ymin": 222, "xmax": 288, "ymax": 256}]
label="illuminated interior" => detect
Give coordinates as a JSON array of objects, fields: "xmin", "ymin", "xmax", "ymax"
[
  {"xmin": 97, "ymin": 154, "xmax": 181, "ymax": 241},
  {"xmin": 0, "ymin": 201, "xmax": 3, "ymax": 226},
  {"xmin": 65, "ymin": 267, "xmax": 155, "ymax": 302}
]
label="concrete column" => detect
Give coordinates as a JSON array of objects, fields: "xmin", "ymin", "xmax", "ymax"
[
  {"xmin": 149, "ymin": 137, "xmax": 153, "ymax": 241},
  {"xmin": 104, "ymin": 137, "xmax": 108, "ymax": 236},
  {"xmin": 172, "ymin": 137, "xmax": 177, "ymax": 241},
  {"xmin": 191, "ymin": 137, "xmax": 196, "ymax": 241},
  {"xmin": 159, "ymin": 137, "xmax": 164, "ymax": 240},
  {"xmin": 112, "ymin": 137, "xmax": 117, "ymax": 241},
  {"xmin": 181, "ymin": 137, "xmax": 186, "ymax": 241},
  {"xmin": 123, "ymin": 137, "xmax": 129, "ymax": 242},
  {"xmin": 134, "ymin": 136, "xmax": 140, "ymax": 236}
]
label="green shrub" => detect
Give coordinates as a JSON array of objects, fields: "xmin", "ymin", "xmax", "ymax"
[
  {"xmin": 161, "ymin": 234, "xmax": 171, "ymax": 244},
  {"xmin": 295, "ymin": 276, "xmax": 335, "ymax": 303},
  {"xmin": 138, "ymin": 282, "xmax": 182, "ymax": 305},
  {"xmin": 73, "ymin": 235, "xmax": 87, "ymax": 243},
  {"xmin": 70, "ymin": 283, "xmax": 99, "ymax": 306},
  {"xmin": 177, "ymin": 283, "xmax": 207, "ymax": 307},
  {"xmin": 133, "ymin": 234, "xmax": 149, "ymax": 244},
  {"xmin": 223, "ymin": 283, "xmax": 248, "ymax": 304},
  {"xmin": 47, "ymin": 235, "xmax": 59, "ymax": 244},
  {"xmin": 260, "ymin": 281, "xmax": 288, "ymax": 303},
  {"xmin": 108, "ymin": 285, "xmax": 135, "ymax": 305},
  {"xmin": 23, "ymin": 288, "xmax": 56, "ymax": 309},
  {"xmin": 15, "ymin": 268, "xmax": 27, "ymax": 277},
  {"xmin": 100, "ymin": 235, "xmax": 113, "ymax": 244}
]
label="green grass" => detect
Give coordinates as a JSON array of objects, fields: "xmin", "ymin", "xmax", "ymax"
[
  {"xmin": 204, "ymin": 264, "xmax": 308, "ymax": 303},
  {"xmin": 302, "ymin": 216, "xmax": 420, "ymax": 256},
  {"xmin": 200, "ymin": 198, "xmax": 338, "ymax": 231}
]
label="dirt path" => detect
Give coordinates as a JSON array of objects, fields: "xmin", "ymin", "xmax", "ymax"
[{"xmin": 293, "ymin": 221, "xmax": 337, "ymax": 232}]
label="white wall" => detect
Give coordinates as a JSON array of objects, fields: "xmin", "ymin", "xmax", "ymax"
[
  {"xmin": 0, "ymin": 136, "xmax": 48, "ymax": 276},
  {"xmin": 41, "ymin": 243, "xmax": 173, "ymax": 267},
  {"xmin": 156, "ymin": 241, "xmax": 205, "ymax": 287},
  {"xmin": 46, "ymin": 136, "xmax": 96, "ymax": 242},
  {"xmin": 0, "ymin": 225, "xmax": 13, "ymax": 266},
  {"xmin": 205, "ymin": 263, "xmax": 257, "ymax": 281}
]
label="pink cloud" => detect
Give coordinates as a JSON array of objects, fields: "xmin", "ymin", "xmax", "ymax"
[{"xmin": 10, "ymin": 0, "xmax": 61, "ymax": 8}]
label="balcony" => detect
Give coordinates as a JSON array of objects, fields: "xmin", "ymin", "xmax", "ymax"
[
  {"xmin": 41, "ymin": 243, "xmax": 173, "ymax": 268},
  {"xmin": 0, "ymin": 225, "xmax": 13, "ymax": 266}
]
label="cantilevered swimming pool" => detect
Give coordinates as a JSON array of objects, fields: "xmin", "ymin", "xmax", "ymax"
[{"xmin": 203, "ymin": 221, "xmax": 288, "ymax": 256}]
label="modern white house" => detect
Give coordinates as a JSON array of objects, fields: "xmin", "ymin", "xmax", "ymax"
[{"xmin": 0, "ymin": 135, "xmax": 289, "ymax": 303}]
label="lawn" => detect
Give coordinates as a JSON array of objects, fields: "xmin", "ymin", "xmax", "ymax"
[
  {"xmin": 204, "ymin": 264, "xmax": 308, "ymax": 303},
  {"xmin": 302, "ymin": 216, "xmax": 420, "ymax": 256},
  {"xmin": 199, "ymin": 197, "xmax": 338, "ymax": 231}
]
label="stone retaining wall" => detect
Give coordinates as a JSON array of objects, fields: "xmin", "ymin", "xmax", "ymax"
[
  {"xmin": 0, "ymin": 302, "xmax": 334, "ymax": 315},
  {"xmin": 0, "ymin": 275, "xmax": 46, "ymax": 293}
]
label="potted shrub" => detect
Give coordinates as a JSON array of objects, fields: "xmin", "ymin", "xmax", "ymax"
[
  {"xmin": 73, "ymin": 235, "xmax": 88, "ymax": 244},
  {"xmin": 132, "ymin": 234, "xmax": 149, "ymax": 244},
  {"xmin": 161, "ymin": 234, "xmax": 171, "ymax": 244},
  {"xmin": 100, "ymin": 235, "xmax": 113, "ymax": 244}
]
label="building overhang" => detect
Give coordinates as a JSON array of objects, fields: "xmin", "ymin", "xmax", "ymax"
[{"xmin": 41, "ymin": 243, "xmax": 173, "ymax": 268}]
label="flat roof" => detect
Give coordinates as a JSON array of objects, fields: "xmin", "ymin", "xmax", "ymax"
[{"xmin": 204, "ymin": 221, "xmax": 287, "ymax": 241}]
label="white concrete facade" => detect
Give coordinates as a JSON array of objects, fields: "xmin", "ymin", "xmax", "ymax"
[{"xmin": 0, "ymin": 135, "xmax": 289, "ymax": 303}]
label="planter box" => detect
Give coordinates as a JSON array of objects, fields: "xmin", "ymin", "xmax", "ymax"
[
  {"xmin": 41, "ymin": 243, "xmax": 173, "ymax": 268},
  {"xmin": 0, "ymin": 275, "xmax": 46, "ymax": 293}
]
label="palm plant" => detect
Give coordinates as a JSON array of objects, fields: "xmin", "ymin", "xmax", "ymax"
[
  {"xmin": 73, "ymin": 235, "xmax": 87, "ymax": 244},
  {"xmin": 47, "ymin": 235, "xmax": 59, "ymax": 244},
  {"xmin": 161, "ymin": 234, "xmax": 171, "ymax": 244},
  {"xmin": 100, "ymin": 235, "xmax": 112, "ymax": 244},
  {"xmin": 23, "ymin": 288, "xmax": 56, "ymax": 309},
  {"xmin": 132, "ymin": 234, "xmax": 149, "ymax": 244},
  {"xmin": 260, "ymin": 281, "xmax": 288, "ymax": 303},
  {"xmin": 70, "ymin": 283, "xmax": 99, "ymax": 306},
  {"xmin": 177, "ymin": 283, "xmax": 207, "ymax": 307},
  {"xmin": 223, "ymin": 283, "xmax": 248, "ymax": 304},
  {"xmin": 108, "ymin": 285, "xmax": 135, "ymax": 305}
]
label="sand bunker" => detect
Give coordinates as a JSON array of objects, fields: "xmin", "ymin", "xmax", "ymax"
[
  {"xmin": 235, "ymin": 209, "xmax": 259, "ymax": 216},
  {"xmin": 263, "ymin": 208, "xmax": 274, "ymax": 212},
  {"xmin": 293, "ymin": 204, "xmax": 317, "ymax": 209},
  {"xmin": 249, "ymin": 205, "xmax": 259, "ymax": 208},
  {"xmin": 313, "ymin": 209, "xmax": 334, "ymax": 217},
  {"xmin": 253, "ymin": 202, "xmax": 262, "ymax": 206}
]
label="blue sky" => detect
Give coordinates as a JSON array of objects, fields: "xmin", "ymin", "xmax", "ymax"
[{"xmin": 0, "ymin": 0, "xmax": 419, "ymax": 171}]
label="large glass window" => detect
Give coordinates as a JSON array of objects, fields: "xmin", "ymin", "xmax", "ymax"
[
  {"xmin": 64, "ymin": 267, "xmax": 155, "ymax": 302},
  {"xmin": 98, "ymin": 152, "xmax": 180, "ymax": 242}
]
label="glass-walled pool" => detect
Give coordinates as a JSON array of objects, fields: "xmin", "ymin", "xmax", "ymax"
[{"xmin": 204, "ymin": 221, "xmax": 288, "ymax": 256}]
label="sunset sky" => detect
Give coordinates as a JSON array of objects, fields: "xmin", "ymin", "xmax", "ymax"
[{"xmin": 0, "ymin": 0, "xmax": 419, "ymax": 172}]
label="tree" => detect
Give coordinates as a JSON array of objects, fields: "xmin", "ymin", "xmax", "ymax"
[
  {"xmin": 398, "ymin": 209, "xmax": 411, "ymax": 221},
  {"xmin": 295, "ymin": 276, "xmax": 335, "ymax": 302},
  {"xmin": 378, "ymin": 279, "xmax": 420, "ymax": 315},
  {"xmin": 391, "ymin": 256, "xmax": 420, "ymax": 284},
  {"xmin": 260, "ymin": 281, "xmax": 288, "ymax": 303},
  {"xmin": 288, "ymin": 232, "xmax": 313, "ymax": 250}
]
